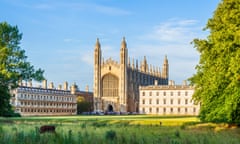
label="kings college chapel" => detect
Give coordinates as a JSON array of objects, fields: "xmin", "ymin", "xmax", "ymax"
[{"xmin": 94, "ymin": 37, "xmax": 169, "ymax": 113}]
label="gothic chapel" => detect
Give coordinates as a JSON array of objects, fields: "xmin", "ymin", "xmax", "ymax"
[{"xmin": 93, "ymin": 37, "xmax": 169, "ymax": 112}]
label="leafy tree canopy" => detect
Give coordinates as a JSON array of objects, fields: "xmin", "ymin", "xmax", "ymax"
[
  {"xmin": 0, "ymin": 22, "xmax": 44, "ymax": 116},
  {"xmin": 190, "ymin": 0, "xmax": 240, "ymax": 124},
  {"xmin": 77, "ymin": 96, "xmax": 92, "ymax": 114}
]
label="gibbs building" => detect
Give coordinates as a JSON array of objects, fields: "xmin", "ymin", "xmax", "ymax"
[{"xmin": 93, "ymin": 37, "xmax": 169, "ymax": 113}]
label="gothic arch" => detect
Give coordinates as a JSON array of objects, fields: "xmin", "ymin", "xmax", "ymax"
[{"xmin": 101, "ymin": 74, "xmax": 119, "ymax": 97}]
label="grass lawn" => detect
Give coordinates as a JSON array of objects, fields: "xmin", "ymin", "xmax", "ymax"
[{"xmin": 0, "ymin": 115, "xmax": 239, "ymax": 144}]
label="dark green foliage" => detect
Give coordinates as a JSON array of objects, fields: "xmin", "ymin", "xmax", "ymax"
[
  {"xmin": 92, "ymin": 121, "xmax": 107, "ymax": 127},
  {"xmin": 80, "ymin": 122, "xmax": 87, "ymax": 129},
  {"xmin": 190, "ymin": 0, "xmax": 240, "ymax": 123},
  {"xmin": 0, "ymin": 22, "xmax": 44, "ymax": 116},
  {"xmin": 174, "ymin": 130, "xmax": 180, "ymax": 138},
  {"xmin": 0, "ymin": 85, "xmax": 12, "ymax": 116},
  {"xmin": 105, "ymin": 130, "xmax": 116, "ymax": 140},
  {"xmin": 77, "ymin": 101, "xmax": 92, "ymax": 114}
]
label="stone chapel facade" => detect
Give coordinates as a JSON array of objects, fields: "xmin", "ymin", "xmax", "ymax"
[{"xmin": 93, "ymin": 37, "xmax": 169, "ymax": 113}]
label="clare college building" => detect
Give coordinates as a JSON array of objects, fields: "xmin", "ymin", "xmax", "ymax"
[
  {"xmin": 11, "ymin": 80, "xmax": 78, "ymax": 116},
  {"xmin": 93, "ymin": 37, "xmax": 169, "ymax": 113}
]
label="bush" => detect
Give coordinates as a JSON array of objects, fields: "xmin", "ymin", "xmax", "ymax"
[
  {"xmin": 174, "ymin": 130, "xmax": 180, "ymax": 138},
  {"xmin": 105, "ymin": 130, "xmax": 116, "ymax": 140},
  {"xmin": 3, "ymin": 112, "xmax": 21, "ymax": 117},
  {"xmin": 12, "ymin": 113, "xmax": 21, "ymax": 117},
  {"xmin": 92, "ymin": 121, "xmax": 107, "ymax": 127},
  {"xmin": 80, "ymin": 122, "xmax": 87, "ymax": 128}
]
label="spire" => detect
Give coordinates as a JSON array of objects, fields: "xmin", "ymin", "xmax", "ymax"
[
  {"xmin": 121, "ymin": 37, "xmax": 127, "ymax": 49},
  {"xmin": 95, "ymin": 38, "xmax": 101, "ymax": 50},
  {"xmin": 158, "ymin": 67, "xmax": 161, "ymax": 77},
  {"xmin": 140, "ymin": 60, "xmax": 143, "ymax": 72},
  {"xmin": 120, "ymin": 37, "xmax": 128, "ymax": 65},
  {"xmin": 164, "ymin": 55, "xmax": 168, "ymax": 64},
  {"xmin": 132, "ymin": 58, "xmax": 135, "ymax": 69},
  {"xmin": 136, "ymin": 59, "xmax": 138, "ymax": 70},
  {"xmin": 159, "ymin": 67, "xmax": 161, "ymax": 77},
  {"xmin": 162, "ymin": 55, "xmax": 169, "ymax": 79},
  {"xmin": 128, "ymin": 57, "xmax": 131, "ymax": 67},
  {"xmin": 152, "ymin": 65, "xmax": 156, "ymax": 75},
  {"xmin": 144, "ymin": 56, "xmax": 147, "ymax": 63},
  {"xmin": 150, "ymin": 64, "xmax": 152, "ymax": 74},
  {"xmin": 143, "ymin": 56, "xmax": 148, "ymax": 72}
]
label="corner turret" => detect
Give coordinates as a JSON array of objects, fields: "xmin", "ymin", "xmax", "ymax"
[
  {"xmin": 162, "ymin": 55, "xmax": 169, "ymax": 83},
  {"xmin": 95, "ymin": 38, "xmax": 101, "ymax": 50},
  {"xmin": 143, "ymin": 56, "xmax": 148, "ymax": 73},
  {"xmin": 120, "ymin": 37, "xmax": 128, "ymax": 110},
  {"xmin": 94, "ymin": 38, "xmax": 102, "ymax": 111},
  {"xmin": 121, "ymin": 37, "xmax": 127, "ymax": 49}
]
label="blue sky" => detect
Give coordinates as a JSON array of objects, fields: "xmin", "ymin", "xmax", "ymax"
[{"xmin": 0, "ymin": 0, "xmax": 221, "ymax": 90}]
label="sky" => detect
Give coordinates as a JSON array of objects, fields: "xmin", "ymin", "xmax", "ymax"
[{"xmin": 0, "ymin": 0, "xmax": 221, "ymax": 91}]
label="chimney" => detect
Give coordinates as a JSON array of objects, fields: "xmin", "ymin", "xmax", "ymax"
[
  {"xmin": 18, "ymin": 80, "xmax": 23, "ymax": 86},
  {"xmin": 64, "ymin": 81, "xmax": 68, "ymax": 90},
  {"xmin": 182, "ymin": 80, "xmax": 187, "ymax": 86},
  {"xmin": 58, "ymin": 84, "xmax": 62, "ymax": 90},
  {"xmin": 85, "ymin": 85, "xmax": 89, "ymax": 92},
  {"xmin": 168, "ymin": 80, "xmax": 175, "ymax": 86},
  {"xmin": 71, "ymin": 83, "xmax": 77, "ymax": 94},
  {"xmin": 28, "ymin": 80, "xmax": 32, "ymax": 87},
  {"xmin": 49, "ymin": 82, "xmax": 54, "ymax": 89},
  {"xmin": 42, "ymin": 80, "xmax": 47, "ymax": 89}
]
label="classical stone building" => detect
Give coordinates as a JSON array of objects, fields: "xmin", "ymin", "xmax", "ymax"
[
  {"xmin": 139, "ymin": 81, "xmax": 200, "ymax": 115},
  {"xmin": 11, "ymin": 80, "xmax": 78, "ymax": 116},
  {"xmin": 93, "ymin": 37, "xmax": 169, "ymax": 113}
]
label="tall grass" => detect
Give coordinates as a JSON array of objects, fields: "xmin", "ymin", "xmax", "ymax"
[{"xmin": 0, "ymin": 116, "xmax": 239, "ymax": 144}]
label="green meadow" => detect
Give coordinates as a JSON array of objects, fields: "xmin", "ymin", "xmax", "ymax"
[{"xmin": 0, "ymin": 115, "xmax": 239, "ymax": 144}]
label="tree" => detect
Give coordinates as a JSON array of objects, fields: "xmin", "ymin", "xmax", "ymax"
[
  {"xmin": 0, "ymin": 22, "xmax": 44, "ymax": 116},
  {"xmin": 76, "ymin": 96, "xmax": 92, "ymax": 114},
  {"xmin": 190, "ymin": 0, "xmax": 240, "ymax": 124}
]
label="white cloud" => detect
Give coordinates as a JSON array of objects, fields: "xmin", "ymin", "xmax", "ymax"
[
  {"xmin": 141, "ymin": 19, "xmax": 201, "ymax": 43},
  {"xmin": 178, "ymin": 19, "xmax": 198, "ymax": 26},
  {"xmin": 129, "ymin": 18, "xmax": 206, "ymax": 84}
]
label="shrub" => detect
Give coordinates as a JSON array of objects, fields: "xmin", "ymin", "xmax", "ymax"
[
  {"xmin": 92, "ymin": 121, "xmax": 107, "ymax": 127},
  {"xmin": 0, "ymin": 126, "xmax": 3, "ymax": 133},
  {"xmin": 80, "ymin": 122, "xmax": 86, "ymax": 128},
  {"xmin": 174, "ymin": 130, "xmax": 180, "ymax": 138},
  {"xmin": 3, "ymin": 112, "xmax": 21, "ymax": 117},
  {"xmin": 105, "ymin": 130, "xmax": 116, "ymax": 140}
]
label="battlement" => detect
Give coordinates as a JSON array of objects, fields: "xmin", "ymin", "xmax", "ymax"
[{"xmin": 102, "ymin": 57, "xmax": 119, "ymax": 67}]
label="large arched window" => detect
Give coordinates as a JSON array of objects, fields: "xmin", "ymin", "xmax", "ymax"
[{"xmin": 102, "ymin": 74, "xmax": 119, "ymax": 97}]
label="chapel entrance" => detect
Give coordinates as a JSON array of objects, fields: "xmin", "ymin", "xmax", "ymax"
[{"xmin": 107, "ymin": 104, "xmax": 113, "ymax": 112}]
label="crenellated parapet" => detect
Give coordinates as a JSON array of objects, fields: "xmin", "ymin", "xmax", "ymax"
[
  {"xmin": 127, "ymin": 56, "xmax": 164, "ymax": 77},
  {"xmin": 102, "ymin": 57, "xmax": 119, "ymax": 67}
]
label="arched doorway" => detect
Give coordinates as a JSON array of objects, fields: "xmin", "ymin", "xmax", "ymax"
[{"xmin": 108, "ymin": 104, "xmax": 113, "ymax": 112}]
